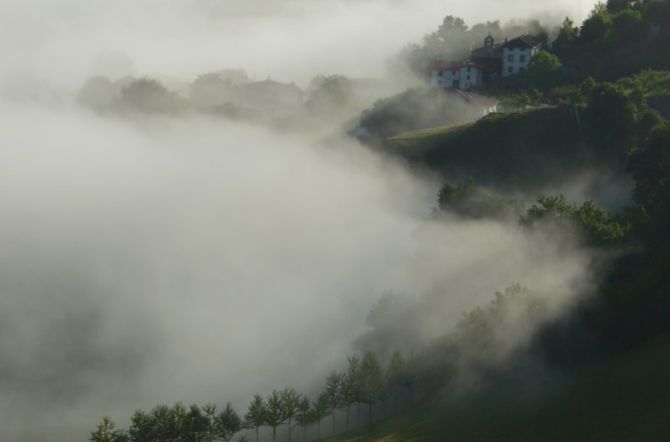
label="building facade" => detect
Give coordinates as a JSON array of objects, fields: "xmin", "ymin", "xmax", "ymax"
[
  {"xmin": 429, "ymin": 34, "xmax": 541, "ymax": 90},
  {"xmin": 429, "ymin": 61, "xmax": 484, "ymax": 91},
  {"xmin": 501, "ymin": 35, "xmax": 542, "ymax": 77}
]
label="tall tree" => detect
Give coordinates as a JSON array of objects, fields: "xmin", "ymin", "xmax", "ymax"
[
  {"xmin": 203, "ymin": 404, "xmax": 219, "ymax": 442},
  {"xmin": 322, "ymin": 371, "xmax": 342, "ymax": 435},
  {"xmin": 265, "ymin": 390, "xmax": 287, "ymax": 442},
  {"xmin": 216, "ymin": 403, "xmax": 242, "ymax": 442},
  {"xmin": 339, "ymin": 356, "xmax": 362, "ymax": 430},
  {"xmin": 180, "ymin": 404, "xmax": 210, "ymax": 442},
  {"xmin": 150, "ymin": 405, "xmax": 180, "ymax": 442},
  {"xmin": 385, "ymin": 352, "xmax": 407, "ymax": 415},
  {"xmin": 128, "ymin": 409, "xmax": 154, "ymax": 442},
  {"xmin": 90, "ymin": 416, "xmax": 126, "ymax": 442},
  {"xmin": 311, "ymin": 393, "xmax": 331, "ymax": 441},
  {"xmin": 360, "ymin": 352, "xmax": 383, "ymax": 425},
  {"xmin": 295, "ymin": 396, "xmax": 312, "ymax": 442},
  {"xmin": 280, "ymin": 388, "xmax": 302, "ymax": 442},
  {"xmin": 244, "ymin": 395, "xmax": 266, "ymax": 442}
]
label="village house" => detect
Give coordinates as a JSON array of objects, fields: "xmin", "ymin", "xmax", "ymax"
[
  {"xmin": 429, "ymin": 34, "xmax": 542, "ymax": 90},
  {"xmin": 501, "ymin": 35, "xmax": 542, "ymax": 77}
]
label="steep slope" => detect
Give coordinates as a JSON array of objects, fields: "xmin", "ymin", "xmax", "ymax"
[
  {"xmin": 384, "ymin": 106, "xmax": 626, "ymax": 196},
  {"xmin": 330, "ymin": 338, "xmax": 670, "ymax": 442}
]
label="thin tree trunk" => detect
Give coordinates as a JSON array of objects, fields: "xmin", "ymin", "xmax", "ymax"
[
  {"xmin": 256, "ymin": 426, "xmax": 259, "ymax": 442},
  {"xmin": 317, "ymin": 420, "xmax": 321, "ymax": 440},
  {"xmin": 288, "ymin": 418, "xmax": 292, "ymax": 442},
  {"xmin": 394, "ymin": 392, "xmax": 398, "ymax": 415},
  {"xmin": 368, "ymin": 402, "xmax": 373, "ymax": 426},
  {"xmin": 273, "ymin": 426, "xmax": 277, "ymax": 442},
  {"xmin": 356, "ymin": 403, "xmax": 360, "ymax": 425},
  {"xmin": 332, "ymin": 408, "xmax": 336, "ymax": 435},
  {"xmin": 345, "ymin": 405, "xmax": 350, "ymax": 430}
]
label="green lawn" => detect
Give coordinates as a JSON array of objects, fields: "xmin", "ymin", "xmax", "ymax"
[{"xmin": 329, "ymin": 338, "xmax": 670, "ymax": 441}]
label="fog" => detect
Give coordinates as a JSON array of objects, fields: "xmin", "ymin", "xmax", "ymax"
[{"xmin": 0, "ymin": 0, "xmax": 600, "ymax": 440}]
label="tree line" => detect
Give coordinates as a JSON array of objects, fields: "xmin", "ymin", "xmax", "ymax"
[{"xmin": 90, "ymin": 351, "xmax": 413, "ymax": 442}]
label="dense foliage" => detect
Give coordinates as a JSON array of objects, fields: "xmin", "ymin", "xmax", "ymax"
[{"xmin": 554, "ymin": 0, "xmax": 670, "ymax": 80}]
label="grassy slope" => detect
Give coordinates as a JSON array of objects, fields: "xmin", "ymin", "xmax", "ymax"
[
  {"xmin": 330, "ymin": 339, "xmax": 670, "ymax": 442},
  {"xmin": 384, "ymin": 106, "xmax": 612, "ymax": 191}
]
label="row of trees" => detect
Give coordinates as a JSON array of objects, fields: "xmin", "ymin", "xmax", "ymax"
[{"xmin": 90, "ymin": 352, "xmax": 412, "ymax": 442}]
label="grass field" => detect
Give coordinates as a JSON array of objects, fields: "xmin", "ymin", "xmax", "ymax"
[
  {"xmin": 329, "ymin": 338, "xmax": 670, "ymax": 442},
  {"xmin": 382, "ymin": 106, "xmax": 613, "ymax": 193}
]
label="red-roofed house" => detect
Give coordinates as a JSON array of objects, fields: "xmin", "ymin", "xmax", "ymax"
[
  {"xmin": 429, "ymin": 60, "xmax": 486, "ymax": 91},
  {"xmin": 429, "ymin": 33, "xmax": 541, "ymax": 90}
]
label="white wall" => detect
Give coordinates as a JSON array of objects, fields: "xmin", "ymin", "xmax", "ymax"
[
  {"xmin": 458, "ymin": 66, "xmax": 482, "ymax": 90},
  {"xmin": 502, "ymin": 47, "xmax": 539, "ymax": 77},
  {"xmin": 431, "ymin": 69, "xmax": 459, "ymax": 88}
]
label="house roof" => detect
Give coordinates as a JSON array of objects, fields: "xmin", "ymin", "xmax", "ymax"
[
  {"xmin": 470, "ymin": 43, "xmax": 504, "ymax": 59},
  {"xmin": 502, "ymin": 34, "xmax": 542, "ymax": 49}
]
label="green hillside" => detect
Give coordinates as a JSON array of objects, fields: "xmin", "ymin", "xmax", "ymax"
[
  {"xmin": 385, "ymin": 106, "xmax": 605, "ymax": 192},
  {"xmin": 330, "ymin": 338, "xmax": 670, "ymax": 442}
]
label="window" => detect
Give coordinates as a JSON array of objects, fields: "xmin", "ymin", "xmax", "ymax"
[
  {"xmin": 508, "ymin": 54, "xmax": 514, "ymax": 62},
  {"xmin": 508, "ymin": 66, "xmax": 514, "ymax": 73},
  {"xmin": 520, "ymin": 54, "xmax": 526, "ymax": 63}
]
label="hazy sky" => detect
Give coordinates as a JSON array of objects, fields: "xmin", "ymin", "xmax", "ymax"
[
  {"xmin": 0, "ymin": 0, "xmax": 597, "ymax": 91},
  {"xmin": 0, "ymin": 1, "xmax": 599, "ymax": 441}
]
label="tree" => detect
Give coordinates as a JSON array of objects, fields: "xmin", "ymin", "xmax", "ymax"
[
  {"xmin": 557, "ymin": 17, "xmax": 579, "ymax": 44},
  {"xmin": 527, "ymin": 52, "xmax": 562, "ymax": 91},
  {"xmin": 280, "ymin": 388, "xmax": 301, "ymax": 442},
  {"xmin": 339, "ymin": 356, "xmax": 361, "ymax": 429},
  {"xmin": 321, "ymin": 372, "xmax": 342, "ymax": 435},
  {"xmin": 630, "ymin": 124, "xmax": 670, "ymax": 239},
  {"xmin": 119, "ymin": 78, "xmax": 182, "ymax": 113},
  {"xmin": 264, "ymin": 390, "xmax": 286, "ymax": 442},
  {"xmin": 128, "ymin": 409, "xmax": 154, "ymax": 442},
  {"xmin": 216, "ymin": 403, "xmax": 242, "ymax": 442},
  {"xmin": 90, "ymin": 416, "xmax": 126, "ymax": 442},
  {"xmin": 385, "ymin": 352, "xmax": 407, "ymax": 415},
  {"xmin": 311, "ymin": 393, "xmax": 331, "ymax": 440},
  {"xmin": 306, "ymin": 75, "xmax": 354, "ymax": 115},
  {"xmin": 155, "ymin": 404, "xmax": 182, "ymax": 442},
  {"xmin": 244, "ymin": 395, "xmax": 266, "ymax": 442},
  {"xmin": 179, "ymin": 404, "xmax": 210, "ymax": 442},
  {"xmin": 359, "ymin": 352, "xmax": 383, "ymax": 425},
  {"xmin": 294, "ymin": 396, "xmax": 312, "ymax": 442},
  {"xmin": 607, "ymin": 0, "xmax": 633, "ymax": 12},
  {"xmin": 203, "ymin": 404, "xmax": 219, "ymax": 442},
  {"xmin": 583, "ymin": 83, "xmax": 641, "ymax": 151},
  {"xmin": 579, "ymin": 6, "xmax": 611, "ymax": 43},
  {"xmin": 520, "ymin": 195, "xmax": 629, "ymax": 246}
]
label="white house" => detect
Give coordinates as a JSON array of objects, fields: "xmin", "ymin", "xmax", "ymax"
[
  {"xmin": 501, "ymin": 35, "xmax": 542, "ymax": 78},
  {"xmin": 429, "ymin": 60, "xmax": 484, "ymax": 91},
  {"xmin": 429, "ymin": 34, "xmax": 542, "ymax": 90}
]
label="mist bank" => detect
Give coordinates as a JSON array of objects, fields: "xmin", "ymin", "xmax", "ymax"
[
  {"xmin": 0, "ymin": 0, "xmax": 597, "ymax": 96},
  {"xmin": 0, "ymin": 1, "xmax": 610, "ymax": 440},
  {"xmin": 1, "ymin": 98, "xmax": 600, "ymax": 441}
]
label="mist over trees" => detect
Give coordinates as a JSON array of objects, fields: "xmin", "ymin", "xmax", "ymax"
[
  {"xmin": 393, "ymin": 16, "xmax": 550, "ymax": 78},
  {"xmin": 5, "ymin": 0, "xmax": 670, "ymax": 440}
]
